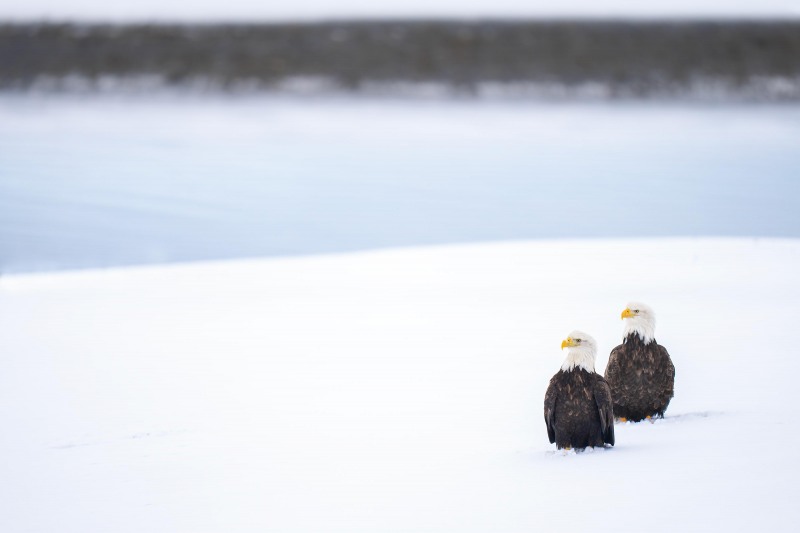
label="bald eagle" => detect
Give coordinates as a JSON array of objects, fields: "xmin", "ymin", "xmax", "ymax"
[
  {"xmin": 544, "ymin": 332, "xmax": 615, "ymax": 450},
  {"xmin": 604, "ymin": 303, "xmax": 675, "ymax": 422}
]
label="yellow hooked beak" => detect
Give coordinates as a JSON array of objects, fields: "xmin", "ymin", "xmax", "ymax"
[
  {"xmin": 621, "ymin": 308, "xmax": 633, "ymax": 320},
  {"xmin": 561, "ymin": 337, "xmax": 576, "ymax": 350}
]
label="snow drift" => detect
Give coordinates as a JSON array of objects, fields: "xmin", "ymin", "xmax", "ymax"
[{"xmin": 1, "ymin": 238, "xmax": 798, "ymax": 532}]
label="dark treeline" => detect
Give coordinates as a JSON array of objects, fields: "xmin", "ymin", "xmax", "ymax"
[{"xmin": 2, "ymin": 21, "xmax": 800, "ymax": 97}]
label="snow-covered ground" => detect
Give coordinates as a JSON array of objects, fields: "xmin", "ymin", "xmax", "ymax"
[
  {"xmin": 3, "ymin": 96, "xmax": 800, "ymax": 273},
  {"xmin": 1, "ymin": 238, "xmax": 798, "ymax": 532},
  {"xmin": 2, "ymin": 0, "xmax": 799, "ymax": 22}
]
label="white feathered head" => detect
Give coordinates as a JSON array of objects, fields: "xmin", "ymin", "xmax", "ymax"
[
  {"xmin": 560, "ymin": 330, "xmax": 597, "ymax": 372},
  {"xmin": 621, "ymin": 302, "xmax": 656, "ymax": 344}
]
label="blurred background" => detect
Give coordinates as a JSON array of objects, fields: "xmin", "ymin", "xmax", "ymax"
[{"xmin": 2, "ymin": 1, "xmax": 800, "ymax": 273}]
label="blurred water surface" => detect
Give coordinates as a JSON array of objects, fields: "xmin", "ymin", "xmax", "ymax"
[{"xmin": 1, "ymin": 95, "xmax": 799, "ymax": 273}]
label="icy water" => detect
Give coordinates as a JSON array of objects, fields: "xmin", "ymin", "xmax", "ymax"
[{"xmin": 1, "ymin": 94, "xmax": 799, "ymax": 273}]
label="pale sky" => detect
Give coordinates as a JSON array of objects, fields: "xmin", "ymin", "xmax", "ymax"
[{"xmin": 2, "ymin": 0, "xmax": 799, "ymax": 22}]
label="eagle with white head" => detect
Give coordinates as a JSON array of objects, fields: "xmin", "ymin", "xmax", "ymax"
[
  {"xmin": 604, "ymin": 302, "xmax": 675, "ymax": 422},
  {"xmin": 544, "ymin": 331, "xmax": 615, "ymax": 450}
]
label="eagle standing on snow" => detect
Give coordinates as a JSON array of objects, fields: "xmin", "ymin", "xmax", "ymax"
[
  {"xmin": 544, "ymin": 332, "xmax": 615, "ymax": 450},
  {"xmin": 604, "ymin": 303, "xmax": 675, "ymax": 422}
]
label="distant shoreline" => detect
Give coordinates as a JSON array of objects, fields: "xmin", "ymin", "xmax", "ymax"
[{"xmin": 2, "ymin": 21, "xmax": 800, "ymax": 99}]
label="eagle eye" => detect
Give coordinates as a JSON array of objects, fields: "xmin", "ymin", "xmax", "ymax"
[{"xmin": 634, "ymin": 310, "xmax": 640, "ymax": 314}]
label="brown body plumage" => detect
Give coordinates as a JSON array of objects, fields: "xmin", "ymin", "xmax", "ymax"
[
  {"xmin": 544, "ymin": 368, "xmax": 615, "ymax": 449},
  {"xmin": 604, "ymin": 333, "xmax": 675, "ymax": 421}
]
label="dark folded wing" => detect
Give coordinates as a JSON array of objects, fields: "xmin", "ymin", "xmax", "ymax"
[
  {"xmin": 604, "ymin": 345, "xmax": 623, "ymax": 382},
  {"xmin": 544, "ymin": 378, "xmax": 558, "ymax": 444},
  {"xmin": 593, "ymin": 375, "xmax": 615, "ymax": 446}
]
